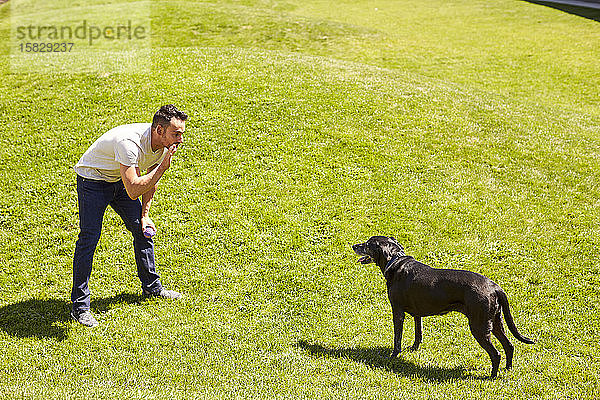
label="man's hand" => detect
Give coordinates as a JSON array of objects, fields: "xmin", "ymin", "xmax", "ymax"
[
  {"xmin": 141, "ymin": 216, "xmax": 155, "ymax": 230},
  {"xmin": 158, "ymin": 144, "xmax": 178, "ymax": 173},
  {"xmin": 141, "ymin": 216, "xmax": 156, "ymax": 234}
]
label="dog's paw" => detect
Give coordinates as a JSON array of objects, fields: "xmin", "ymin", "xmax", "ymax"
[{"xmin": 389, "ymin": 350, "xmax": 400, "ymax": 358}]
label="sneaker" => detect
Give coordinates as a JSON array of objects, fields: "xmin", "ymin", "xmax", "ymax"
[
  {"xmin": 143, "ymin": 288, "xmax": 182, "ymax": 299},
  {"xmin": 71, "ymin": 309, "xmax": 99, "ymax": 327}
]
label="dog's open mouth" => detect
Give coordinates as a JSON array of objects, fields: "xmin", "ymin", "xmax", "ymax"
[
  {"xmin": 357, "ymin": 255, "xmax": 373, "ymax": 264},
  {"xmin": 353, "ymin": 243, "xmax": 373, "ymax": 264}
]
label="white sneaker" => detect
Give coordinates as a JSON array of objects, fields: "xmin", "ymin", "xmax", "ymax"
[{"xmin": 70, "ymin": 309, "xmax": 99, "ymax": 327}]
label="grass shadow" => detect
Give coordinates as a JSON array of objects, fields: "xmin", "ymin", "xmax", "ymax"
[
  {"xmin": 0, "ymin": 292, "xmax": 145, "ymax": 341},
  {"xmin": 523, "ymin": 0, "xmax": 600, "ymax": 22},
  {"xmin": 297, "ymin": 340, "xmax": 489, "ymax": 382}
]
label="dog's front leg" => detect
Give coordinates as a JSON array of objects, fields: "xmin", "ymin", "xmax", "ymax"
[
  {"xmin": 390, "ymin": 304, "xmax": 405, "ymax": 357},
  {"xmin": 411, "ymin": 316, "xmax": 422, "ymax": 351}
]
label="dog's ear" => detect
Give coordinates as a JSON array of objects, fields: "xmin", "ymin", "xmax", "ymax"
[{"xmin": 389, "ymin": 237, "xmax": 405, "ymax": 254}]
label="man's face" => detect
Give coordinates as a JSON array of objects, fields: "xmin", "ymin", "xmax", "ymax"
[{"xmin": 158, "ymin": 118, "xmax": 185, "ymax": 148}]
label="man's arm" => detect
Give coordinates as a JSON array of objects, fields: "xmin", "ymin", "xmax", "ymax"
[
  {"xmin": 141, "ymin": 176, "xmax": 157, "ymax": 219},
  {"xmin": 120, "ymin": 164, "xmax": 163, "ymax": 200},
  {"xmin": 119, "ymin": 144, "xmax": 177, "ymax": 200},
  {"xmin": 140, "ymin": 167, "xmax": 159, "ymax": 231}
]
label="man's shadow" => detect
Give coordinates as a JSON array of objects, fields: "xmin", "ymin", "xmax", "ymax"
[
  {"xmin": 0, "ymin": 292, "xmax": 145, "ymax": 341},
  {"xmin": 296, "ymin": 340, "xmax": 486, "ymax": 381}
]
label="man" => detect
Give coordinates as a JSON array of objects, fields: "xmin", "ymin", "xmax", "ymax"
[{"xmin": 71, "ymin": 104, "xmax": 187, "ymax": 327}]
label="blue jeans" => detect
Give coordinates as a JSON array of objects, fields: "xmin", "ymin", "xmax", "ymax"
[{"xmin": 72, "ymin": 175, "xmax": 163, "ymax": 312}]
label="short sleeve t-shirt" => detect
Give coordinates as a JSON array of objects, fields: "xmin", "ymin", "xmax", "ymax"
[{"xmin": 74, "ymin": 123, "xmax": 167, "ymax": 182}]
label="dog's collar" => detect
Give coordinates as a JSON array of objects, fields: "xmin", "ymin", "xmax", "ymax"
[{"xmin": 384, "ymin": 254, "xmax": 411, "ymax": 273}]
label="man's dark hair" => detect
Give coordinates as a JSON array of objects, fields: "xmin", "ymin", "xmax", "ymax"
[{"xmin": 152, "ymin": 104, "xmax": 188, "ymax": 130}]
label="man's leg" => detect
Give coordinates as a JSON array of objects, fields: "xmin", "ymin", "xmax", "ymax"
[
  {"xmin": 72, "ymin": 176, "xmax": 111, "ymax": 317},
  {"xmin": 110, "ymin": 181, "xmax": 163, "ymax": 294}
]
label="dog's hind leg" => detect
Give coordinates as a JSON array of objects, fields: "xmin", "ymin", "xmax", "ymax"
[
  {"xmin": 411, "ymin": 316, "xmax": 422, "ymax": 351},
  {"xmin": 469, "ymin": 322, "xmax": 501, "ymax": 378},
  {"xmin": 492, "ymin": 313, "xmax": 514, "ymax": 370}
]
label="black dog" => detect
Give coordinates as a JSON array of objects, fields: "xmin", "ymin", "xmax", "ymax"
[{"xmin": 353, "ymin": 236, "xmax": 534, "ymax": 378}]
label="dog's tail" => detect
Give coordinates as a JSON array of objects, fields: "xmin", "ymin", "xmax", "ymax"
[{"xmin": 497, "ymin": 289, "xmax": 535, "ymax": 344}]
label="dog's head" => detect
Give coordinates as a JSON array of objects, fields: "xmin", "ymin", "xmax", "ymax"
[{"xmin": 352, "ymin": 236, "xmax": 405, "ymax": 270}]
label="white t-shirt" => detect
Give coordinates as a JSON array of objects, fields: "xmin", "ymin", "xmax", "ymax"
[{"xmin": 74, "ymin": 123, "xmax": 167, "ymax": 182}]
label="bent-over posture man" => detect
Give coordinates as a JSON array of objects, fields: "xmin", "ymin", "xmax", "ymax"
[{"xmin": 71, "ymin": 104, "xmax": 187, "ymax": 327}]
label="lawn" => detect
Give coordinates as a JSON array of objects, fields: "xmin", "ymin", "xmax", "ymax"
[{"xmin": 0, "ymin": 0, "xmax": 599, "ymax": 399}]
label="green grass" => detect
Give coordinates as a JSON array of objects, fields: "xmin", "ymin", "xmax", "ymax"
[{"xmin": 0, "ymin": 0, "xmax": 599, "ymax": 398}]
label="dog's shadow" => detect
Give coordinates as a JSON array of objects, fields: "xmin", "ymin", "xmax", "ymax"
[
  {"xmin": 297, "ymin": 340, "xmax": 485, "ymax": 382},
  {"xmin": 0, "ymin": 292, "xmax": 145, "ymax": 341}
]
